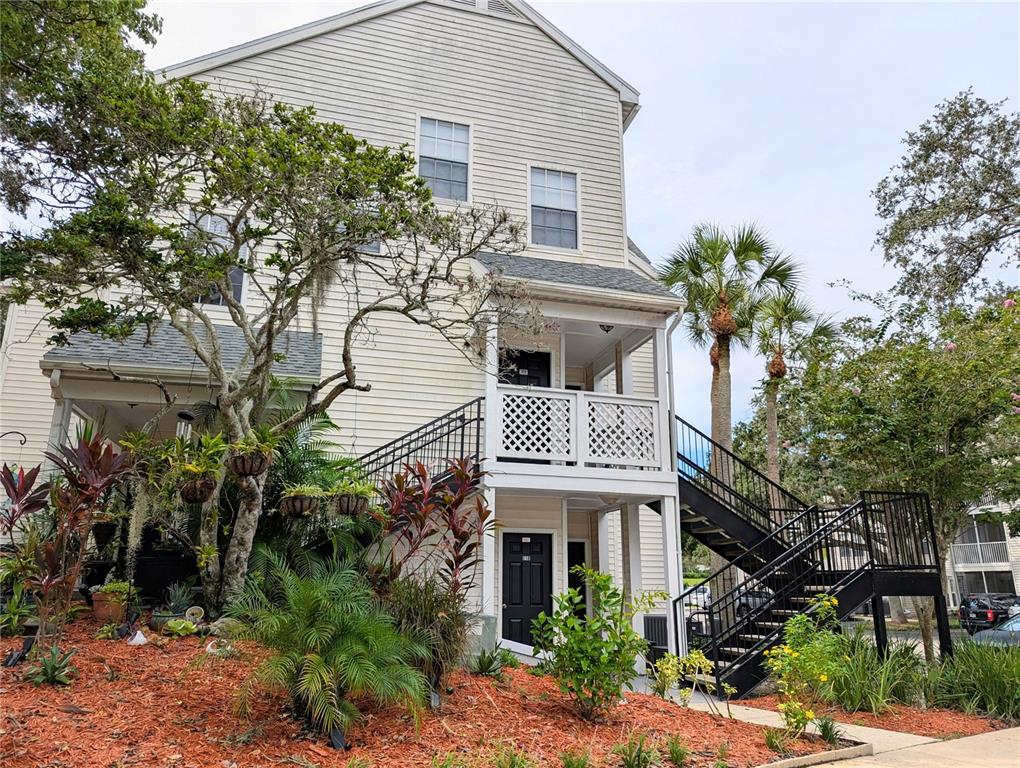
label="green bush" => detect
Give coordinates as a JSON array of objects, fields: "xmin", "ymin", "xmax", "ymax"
[
  {"xmin": 384, "ymin": 575, "xmax": 471, "ymax": 687},
  {"xmin": 825, "ymin": 628, "xmax": 923, "ymax": 713},
  {"xmin": 230, "ymin": 552, "xmax": 426, "ymax": 734},
  {"xmin": 925, "ymin": 641, "xmax": 1020, "ymax": 721},
  {"xmin": 532, "ymin": 566, "xmax": 661, "ymax": 721}
]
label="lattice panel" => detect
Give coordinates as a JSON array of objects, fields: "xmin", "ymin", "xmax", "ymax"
[
  {"xmin": 586, "ymin": 400, "xmax": 657, "ymax": 466},
  {"xmin": 499, "ymin": 393, "xmax": 573, "ymax": 460}
]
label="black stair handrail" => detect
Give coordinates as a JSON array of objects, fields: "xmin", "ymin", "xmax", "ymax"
[
  {"xmin": 675, "ymin": 416, "xmax": 809, "ymax": 536},
  {"xmin": 357, "ymin": 397, "xmax": 485, "ymax": 494}
]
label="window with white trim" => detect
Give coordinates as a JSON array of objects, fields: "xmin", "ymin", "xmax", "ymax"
[
  {"xmin": 419, "ymin": 117, "xmax": 469, "ymax": 201},
  {"xmin": 531, "ymin": 168, "xmax": 578, "ymax": 249},
  {"xmin": 194, "ymin": 214, "xmax": 246, "ymax": 306}
]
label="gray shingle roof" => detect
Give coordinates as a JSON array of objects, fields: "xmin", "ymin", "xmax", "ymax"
[
  {"xmin": 627, "ymin": 237, "xmax": 653, "ymax": 266},
  {"xmin": 477, "ymin": 252, "xmax": 677, "ymax": 299},
  {"xmin": 43, "ymin": 322, "xmax": 322, "ymax": 380}
]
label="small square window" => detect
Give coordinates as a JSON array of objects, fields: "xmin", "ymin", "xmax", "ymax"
[
  {"xmin": 530, "ymin": 168, "xmax": 578, "ymax": 249},
  {"xmin": 193, "ymin": 214, "xmax": 247, "ymax": 306},
  {"xmin": 419, "ymin": 118, "xmax": 469, "ymax": 201}
]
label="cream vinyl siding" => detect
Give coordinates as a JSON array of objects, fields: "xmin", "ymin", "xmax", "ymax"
[
  {"xmin": 0, "ymin": 300, "xmax": 57, "ymax": 463},
  {"xmin": 190, "ymin": 2, "xmax": 626, "ymax": 269}
]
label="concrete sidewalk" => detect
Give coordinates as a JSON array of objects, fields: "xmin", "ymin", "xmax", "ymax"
[{"xmin": 812, "ymin": 727, "xmax": 1020, "ymax": 767}]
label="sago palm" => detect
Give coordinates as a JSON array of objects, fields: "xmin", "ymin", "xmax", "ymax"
[
  {"xmin": 753, "ymin": 289, "xmax": 837, "ymax": 485},
  {"xmin": 229, "ymin": 552, "xmax": 427, "ymax": 734},
  {"xmin": 660, "ymin": 224, "xmax": 801, "ymax": 452}
]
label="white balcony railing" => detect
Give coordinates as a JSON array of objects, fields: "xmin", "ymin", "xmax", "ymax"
[
  {"xmin": 495, "ymin": 384, "xmax": 661, "ymax": 470},
  {"xmin": 951, "ymin": 541, "xmax": 1009, "ymax": 565}
]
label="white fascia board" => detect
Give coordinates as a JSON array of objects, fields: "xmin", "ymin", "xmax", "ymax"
[
  {"xmin": 501, "ymin": 276, "xmax": 683, "ymax": 314},
  {"xmin": 38, "ymin": 358, "xmax": 317, "ymax": 387}
]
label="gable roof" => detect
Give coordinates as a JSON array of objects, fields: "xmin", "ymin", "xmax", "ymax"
[
  {"xmin": 42, "ymin": 322, "xmax": 322, "ymax": 381},
  {"xmin": 477, "ymin": 252, "xmax": 676, "ymax": 300},
  {"xmin": 159, "ymin": 0, "xmax": 640, "ymax": 128}
]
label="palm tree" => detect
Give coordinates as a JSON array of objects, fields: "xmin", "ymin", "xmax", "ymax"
[
  {"xmin": 661, "ymin": 224, "xmax": 801, "ymax": 453},
  {"xmin": 753, "ymin": 289, "xmax": 837, "ymax": 485}
]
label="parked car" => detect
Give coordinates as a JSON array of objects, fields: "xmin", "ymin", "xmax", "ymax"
[
  {"xmin": 973, "ymin": 613, "xmax": 1020, "ymax": 647},
  {"xmin": 684, "ymin": 584, "xmax": 711, "ymax": 609},
  {"xmin": 1009, "ymin": 596, "xmax": 1020, "ymax": 618},
  {"xmin": 736, "ymin": 588, "xmax": 772, "ymax": 617},
  {"xmin": 958, "ymin": 593, "xmax": 1017, "ymax": 634}
]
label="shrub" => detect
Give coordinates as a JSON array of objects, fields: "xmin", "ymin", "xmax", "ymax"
[
  {"xmin": 665, "ymin": 736, "xmax": 691, "ymax": 767},
  {"xmin": 230, "ymin": 552, "xmax": 426, "ymax": 734},
  {"xmin": 532, "ymin": 566, "xmax": 661, "ymax": 721},
  {"xmin": 612, "ymin": 733, "xmax": 660, "ymax": 768},
  {"xmin": 384, "ymin": 575, "xmax": 471, "ymax": 688},
  {"xmin": 24, "ymin": 645, "xmax": 77, "ymax": 685},
  {"xmin": 925, "ymin": 641, "xmax": 1020, "ymax": 721},
  {"xmin": 825, "ymin": 628, "xmax": 923, "ymax": 713}
]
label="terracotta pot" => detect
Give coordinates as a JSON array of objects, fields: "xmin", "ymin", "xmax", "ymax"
[
  {"xmin": 280, "ymin": 496, "xmax": 319, "ymax": 518},
  {"xmin": 180, "ymin": 475, "xmax": 217, "ymax": 505},
  {"xmin": 335, "ymin": 493, "xmax": 370, "ymax": 517},
  {"xmin": 92, "ymin": 592, "xmax": 126, "ymax": 623},
  {"xmin": 225, "ymin": 451, "xmax": 270, "ymax": 478}
]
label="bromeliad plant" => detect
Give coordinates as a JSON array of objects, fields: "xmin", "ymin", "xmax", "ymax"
[
  {"xmin": 229, "ymin": 551, "xmax": 426, "ymax": 737},
  {"xmin": 531, "ymin": 566, "xmax": 664, "ymax": 722}
]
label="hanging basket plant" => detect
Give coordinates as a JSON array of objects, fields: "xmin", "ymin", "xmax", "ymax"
[
  {"xmin": 226, "ymin": 427, "xmax": 279, "ymax": 478},
  {"xmin": 331, "ymin": 477, "xmax": 376, "ymax": 517},
  {"xmin": 280, "ymin": 485, "xmax": 327, "ymax": 518},
  {"xmin": 225, "ymin": 451, "xmax": 271, "ymax": 478},
  {"xmin": 180, "ymin": 474, "xmax": 217, "ymax": 504}
]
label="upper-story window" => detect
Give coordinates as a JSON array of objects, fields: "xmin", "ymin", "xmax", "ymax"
[
  {"xmin": 419, "ymin": 117, "xmax": 469, "ymax": 201},
  {"xmin": 531, "ymin": 167, "xmax": 578, "ymax": 249},
  {"xmin": 194, "ymin": 214, "xmax": 246, "ymax": 306}
]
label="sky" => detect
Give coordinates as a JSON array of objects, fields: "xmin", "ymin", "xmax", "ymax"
[{"xmin": 147, "ymin": 0, "xmax": 1020, "ymax": 434}]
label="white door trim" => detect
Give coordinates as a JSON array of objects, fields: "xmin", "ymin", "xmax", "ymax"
[{"xmin": 496, "ymin": 526, "xmax": 560, "ymax": 651}]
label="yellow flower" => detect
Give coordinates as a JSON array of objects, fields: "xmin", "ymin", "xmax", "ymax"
[
  {"xmin": 819, "ymin": 674, "xmax": 828, "ymax": 682},
  {"xmin": 844, "ymin": 655, "xmax": 851, "ymax": 662},
  {"xmin": 791, "ymin": 651, "xmax": 800, "ymax": 657},
  {"xmin": 806, "ymin": 710, "xmax": 815, "ymax": 720}
]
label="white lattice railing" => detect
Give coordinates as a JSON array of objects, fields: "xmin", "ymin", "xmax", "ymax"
[
  {"xmin": 495, "ymin": 385, "xmax": 661, "ymax": 469},
  {"xmin": 951, "ymin": 541, "xmax": 1009, "ymax": 565}
]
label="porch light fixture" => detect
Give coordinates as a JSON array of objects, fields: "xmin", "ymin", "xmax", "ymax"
[
  {"xmin": 176, "ymin": 410, "xmax": 195, "ymax": 440},
  {"xmin": 599, "ymin": 324, "xmax": 614, "ymax": 334}
]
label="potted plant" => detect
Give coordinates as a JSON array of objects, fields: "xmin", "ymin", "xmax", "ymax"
[
  {"xmin": 91, "ymin": 581, "xmax": 136, "ymax": 623},
  {"xmin": 167, "ymin": 434, "xmax": 227, "ymax": 505},
  {"xmin": 226, "ymin": 425, "xmax": 279, "ymax": 478},
  {"xmin": 149, "ymin": 580, "xmax": 194, "ymax": 631},
  {"xmin": 280, "ymin": 485, "xmax": 327, "ymax": 518},
  {"xmin": 331, "ymin": 476, "xmax": 375, "ymax": 516}
]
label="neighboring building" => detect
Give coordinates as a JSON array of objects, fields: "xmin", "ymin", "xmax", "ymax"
[
  {"xmin": 0, "ymin": 0, "xmax": 685, "ymax": 657},
  {"xmin": 946, "ymin": 501, "xmax": 1020, "ymax": 606}
]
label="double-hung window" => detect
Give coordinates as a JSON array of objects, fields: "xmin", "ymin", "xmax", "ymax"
[
  {"xmin": 194, "ymin": 214, "xmax": 246, "ymax": 306},
  {"xmin": 419, "ymin": 117, "xmax": 469, "ymax": 201},
  {"xmin": 530, "ymin": 168, "xmax": 578, "ymax": 249}
]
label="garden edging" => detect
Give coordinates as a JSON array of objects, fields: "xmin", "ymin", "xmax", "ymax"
[{"xmin": 757, "ymin": 741, "xmax": 873, "ymax": 768}]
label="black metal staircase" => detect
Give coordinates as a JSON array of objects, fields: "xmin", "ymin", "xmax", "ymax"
[{"xmin": 671, "ymin": 416, "xmax": 951, "ymax": 698}]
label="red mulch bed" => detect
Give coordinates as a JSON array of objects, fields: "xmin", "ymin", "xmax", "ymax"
[
  {"xmin": 0, "ymin": 619, "xmax": 829, "ymax": 767},
  {"xmin": 745, "ymin": 694, "xmax": 1004, "ymax": 740}
]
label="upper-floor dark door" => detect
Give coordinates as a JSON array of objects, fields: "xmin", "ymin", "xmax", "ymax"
[
  {"xmin": 501, "ymin": 532, "xmax": 553, "ymax": 646},
  {"xmin": 499, "ymin": 349, "xmax": 551, "ymax": 387}
]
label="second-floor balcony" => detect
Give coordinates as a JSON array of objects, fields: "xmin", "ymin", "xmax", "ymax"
[
  {"xmin": 495, "ymin": 384, "xmax": 661, "ymax": 470},
  {"xmin": 951, "ymin": 540, "xmax": 1010, "ymax": 565}
]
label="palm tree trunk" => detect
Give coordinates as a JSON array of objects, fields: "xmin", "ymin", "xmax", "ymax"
[
  {"xmin": 711, "ymin": 336, "xmax": 733, "ymax": 452},
  {"xmin": 765, "ymin": 376, "xmax": 780, "ymax": 482}
]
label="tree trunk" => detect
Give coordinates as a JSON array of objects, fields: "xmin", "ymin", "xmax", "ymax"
[
  {"xmin": 198, "ymin": 498, "xmax": 222, "ymax": 613},
  {"xmin": 888, "ymin": 595, "xmax": 907, "ymax": 624},
  {"xmin": 216, "ymin": 472, "xmax": 266, "ymax": 610},
  {"xmin": 913, "ymin": 596, "xmax": 936, "ymax": 663},
  {"xmin": 764, "ymin": 377, "xmax": 780, "ymax": 485},
  {"xmin": 711, "ymin": 335, "xmax": 733, "ymax": 452}
]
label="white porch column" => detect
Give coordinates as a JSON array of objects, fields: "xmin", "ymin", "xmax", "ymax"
[
  {"xmin": 45, "ymin": 370, "xmax": 73, "ymax": 466},
  {"xmin": 621, "ymin": 502, "xmax": 645, "ymax": 674},
  {"xmin": 482, "ymin": 317, "xmax": 499, "ymax": 471},
  {"xmin": 660, "ymin": 494, "xmax": 684, "ymax": 655},
  {"xmin": 653, "ymin": 326, "xmax": 674, "ymax": 474},
  {"xmin": 481, "ymin": 487, "xmax": 496, "ymax": 617},
  {"xmin": 597, "ymin": 509, "xmax": 611, "ymax": 573}
]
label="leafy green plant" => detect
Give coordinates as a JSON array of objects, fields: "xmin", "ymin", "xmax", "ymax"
[
  {"xmin": 649, "ymin": 652, "xmax": 683, "ymax": 698},
  {"xmin": 763, "ymin": 727, "xmax": 790, "ymax": 756},
  {"xmin": 280, "ymin": 483, "xmax": 329, "ymax": 498},
  {"xmin": 431, "ymin": 753, "xmax": 469, "ymax": 768},
  {"xmin": 385, "ymin": 576, "xmax": 471, "ymax": 689},
  {"xmin": 925, "ymin": 641, "xmax": 1020, "ymax": 721},
  {"xmin": 714, "ymin": 741, "xmax": 730, "ymax": 768},
  {"xmin": 490, "ymin": 745, "xmax": 533, "ymax": 768},
  {"xmin": 471, "ymin": 647, "xmax": 504, "ymax": 679},
  {"xmin": 24, "ymin": 645, "xmax": 77, "ymax": 685},
  {"xmin": 93, "ymin": 580, "xmax": 137, "ymax": 605},
  {"xmin": 0, "ymin": 583, "xmax": 33, "ymax": 636},
  {"xmin": 163, "ymin": 618, "xmax": 198, "ymax": 637},
  {"xmin": 531, "ymin": 566, "xmax": 662, "ymax": 721},
  {"xmin": 497, "ymin": 646, "xmax": 520, "ymax": 670},
  {"xmin": 815, "ymin": 716, "xmax": 843, "ymax": 746},
  {"xmin": 612, "ymin": 733, "xmax": 660, "ymax": 768},
  {"xmin": 229, "ymin": 552, "xmax": 426, "ymax": 734},
  {"xmin": 164, "ymin": 433, "xmax": 228, "ymax": 479},
  {"xmin": 231, "ymin": 424, "xmax": 280, "ymax": 456},
  {"xmin": 95, "ymin": 623, "xmax": 119, "ymax": 640},
  {"xmin": 164, "ymin": 580, "xmax": 194, "ymax": 613},
  {"xmin": 331, "ymin": 476, "xmax": 376, "ymax": 500},
  {"xmin": 559, "ymin": 750, "xmax": 590, "ymax": 768},
  {"xmin": 665, "ymin": 736, "xmax": 691, "ymax": 767},
  {"xmin": 826, "ymin": 628, "xmax": 922, "ymax": 714}
]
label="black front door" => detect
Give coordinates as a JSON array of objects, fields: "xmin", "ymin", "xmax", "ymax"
[
  {"xmin": 567, "ymin": 540, "xmax": 587, "ymax": 617},
  {"xmin": 502, "ymin": 532, "xmax": 553, "ymax": 646},
  {"xmin": 499, "ymin": 349, "xmax": 551, "ymax": 387}
]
